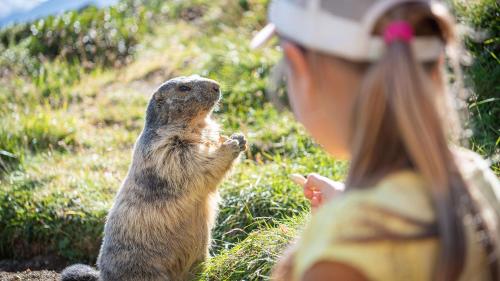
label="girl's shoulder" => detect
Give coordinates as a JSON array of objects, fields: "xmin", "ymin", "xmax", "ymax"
[
  {"xmin": 452, "ymin": 146, "xmax": 498, "ymax": 178},
  {"xmin": 452, "ymin": 146, "xmax": 500, "ymax": 208}
]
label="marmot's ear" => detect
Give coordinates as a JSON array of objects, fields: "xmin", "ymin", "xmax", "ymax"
[{"xmin": 152, "ymin": 82, "xmax": 171, "ymax": 100}]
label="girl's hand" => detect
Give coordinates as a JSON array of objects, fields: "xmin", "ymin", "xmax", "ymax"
[{"xmin": 290, "ymin": 173, "xmax": 344, "ymax": 210}]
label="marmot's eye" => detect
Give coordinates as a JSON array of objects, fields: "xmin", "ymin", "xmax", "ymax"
[{"xmin": 179, "ymin": 85, "xmax": 191, "ymax": 92}]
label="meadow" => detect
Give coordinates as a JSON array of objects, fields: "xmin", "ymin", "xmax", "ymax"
[{"xmin": 0, "ymin": 0, "xmax": 498, "ymax": 280}]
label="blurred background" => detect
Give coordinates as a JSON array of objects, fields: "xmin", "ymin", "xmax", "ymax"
[{"xmin": 0, "ymin": 0, "xmax": 498, "ymax": 280}]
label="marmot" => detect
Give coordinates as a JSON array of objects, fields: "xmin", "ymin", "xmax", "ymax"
[{"xmin": 61, "ymin": 75, "xmax": 247, "ymax": 281}]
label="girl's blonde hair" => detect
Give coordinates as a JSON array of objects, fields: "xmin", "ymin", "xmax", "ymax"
[{"xmin": 307, "ymin": 2, "xmax": 498, "ymax": 280}]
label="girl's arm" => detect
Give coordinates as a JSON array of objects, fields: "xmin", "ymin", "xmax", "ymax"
[
  {"xmin": 302, "ymin": 261, "xmax": 368, "ymax": 281},
  {"xmin": 272, "ymin": 251, "xmax": 368, "ymax": 281},
  {"xmin": 271, "ymin": 243, "xmax": 296, "ymax": 281}
]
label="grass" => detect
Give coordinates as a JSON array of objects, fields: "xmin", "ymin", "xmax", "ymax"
[
  {"xmin": 451, "ymin": 0, "xmax": 500, "ymax": 170},
  {"xmin": 0, "ymin": 0, "xmax": 497, "ymax": 279},
  {"xmin": 0, "ymin": 108, "xmax": 77, "ymax": 172},
  {"xmin": 201, "ymin": 216, "xmax": 304, "ymax": 280}
]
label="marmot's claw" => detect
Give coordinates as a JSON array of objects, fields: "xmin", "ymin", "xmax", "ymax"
[{"xmin": 230, "ymin": 133, "xmax": 247, "ymax": 151}]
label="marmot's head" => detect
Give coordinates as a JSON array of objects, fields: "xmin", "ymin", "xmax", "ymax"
[{"xmin": 145, "ymin": 75, "xmax": 221, "ymax": 128}]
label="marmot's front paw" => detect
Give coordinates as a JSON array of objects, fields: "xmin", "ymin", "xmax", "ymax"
[
  {"xmin": 222, "ymin": 139, "xmax": 241, "ymax": 157},
  {"xmin": 221, "ymin": 133, "xmax": 246, "ymax": 158},
  {"xmin": 230, "ymin": 133, "xmax": 247, "ymax": 151}
]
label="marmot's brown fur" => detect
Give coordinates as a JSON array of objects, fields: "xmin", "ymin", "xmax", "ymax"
[{"xmin": 61, "ymin": 75, "xmax": 246, "ymax": 281}]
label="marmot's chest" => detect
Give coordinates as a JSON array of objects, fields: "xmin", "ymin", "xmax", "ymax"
[{"xmin": 147, "ymin": 190, "xmax": 219, "ymax": 227}]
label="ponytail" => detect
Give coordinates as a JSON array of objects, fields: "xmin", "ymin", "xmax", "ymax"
[{"xmin": 345, "ymin": 8, "xmax": 498, "ymax": 280}]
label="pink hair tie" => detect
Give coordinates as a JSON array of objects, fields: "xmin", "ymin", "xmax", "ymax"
[{"xmin": 383, "ymin": 21, "xmax": 414, "ymax": 44}]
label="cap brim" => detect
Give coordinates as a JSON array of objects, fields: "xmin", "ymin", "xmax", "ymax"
[{"xmin": 250, "ymin": 23, "xmax": 276, "ymax": 49}]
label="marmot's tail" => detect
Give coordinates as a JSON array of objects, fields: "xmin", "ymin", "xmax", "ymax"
[{"xmin": 60, "ymin": 264, "xmax": 100, "ymax": 281}]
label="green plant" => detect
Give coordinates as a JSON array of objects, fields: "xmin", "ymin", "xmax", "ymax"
[
  {"xmin": 0, "ymin": 181, "xmax": 106, "ymax": 261},
  {"xmin": 0, "ymin": 109, "xmax": 76, "ymax": 172},
  {"xmin": 201, "ymin": 217, "xmax": 303, "ymax": 281},
  {"xmin": 450, "ymin": 0, "xmax": 500, "ymax": 167}
]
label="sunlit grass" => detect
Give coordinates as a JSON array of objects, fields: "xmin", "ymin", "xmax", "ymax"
[
  {"xmin": 0, "ymin": 0, "xmax": 497, "ymax": 279},
  {"xmin": 0, "ymin": 108, "xmax": 77, "ymax": 172},
  {"xmin": 201, "ymin": 216, "xmax": 304, "ymax": 281}
]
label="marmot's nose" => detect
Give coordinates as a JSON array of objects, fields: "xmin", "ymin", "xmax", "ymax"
[
  {"xmin": 202, "ymin": 80, "xmax": 220, "ymax": 94},
  {"xmin": 212, "ymin": 84, "xmax": 220, "ymax": 93}
]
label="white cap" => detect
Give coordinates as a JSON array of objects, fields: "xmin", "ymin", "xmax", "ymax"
[{"xmin": 251, "ymin": 0, "xmax": 448, "ymax": 62}]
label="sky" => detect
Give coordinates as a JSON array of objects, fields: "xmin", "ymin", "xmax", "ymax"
[
  {"xmin": 0, "ymin": 0, "xmax": 119, "ymax": 27},
  {"xmin": 0, "ymin": 0, "xmax": 47, "ymax": 19},
  {"xmin": 0, "ymin": 0, "xmax": 47, "ymax": 18}
]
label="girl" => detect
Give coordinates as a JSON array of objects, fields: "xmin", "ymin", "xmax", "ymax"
[{"xmin": 251, "ymin": 0, "xmax": 500, "ymax": 280}]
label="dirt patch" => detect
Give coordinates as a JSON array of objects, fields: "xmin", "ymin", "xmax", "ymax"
[
  {"xmin": 0, "ymin": 270, "xmax": 59, "ymax": 281},
  {"xmin": 0, "ymin": 256, "xmax": 67, "ymax": 281},
  {"xmin": 0, "ymin": 256, "xmax": 68, "ymax": 272}
]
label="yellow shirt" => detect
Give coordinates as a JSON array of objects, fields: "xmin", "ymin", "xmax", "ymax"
[{"xmin": 293, "ymin": 149, "xmax": 500, "ymax": 281}]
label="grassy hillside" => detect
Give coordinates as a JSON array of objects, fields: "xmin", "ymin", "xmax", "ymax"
[
  {"xmin": 0, "ymin": 0, "xmax": 498, "ymax": 279},
  {"xmin": 0, "ymin": 0, "xmax": 338, "ymax": 273}
]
